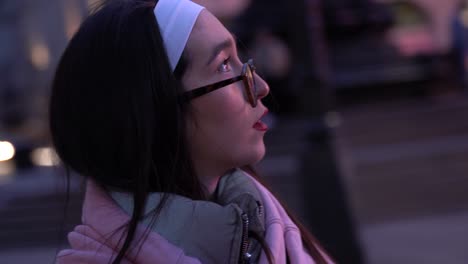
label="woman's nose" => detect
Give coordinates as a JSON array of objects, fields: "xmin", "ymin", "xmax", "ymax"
[{"xmin": 255, "ymin": 73, "xmax": 270, "ymax": 100}]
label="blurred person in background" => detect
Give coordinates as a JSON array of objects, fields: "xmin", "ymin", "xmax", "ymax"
[
  {"xmin": 452, "ymin": 0, "xmax": 468, "ymax": 91},
  {"xmin": 49, "ymin": 0, "xmax": 334, "ymax": 263},
  {"xmin": 228, "ymin": 0, "xmax": 295, "ymax": 114}
]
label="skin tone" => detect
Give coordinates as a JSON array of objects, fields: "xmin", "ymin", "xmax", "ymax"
[{"xmin": 181, "ymin": 10, "xmax": 270, "ymax": 195}]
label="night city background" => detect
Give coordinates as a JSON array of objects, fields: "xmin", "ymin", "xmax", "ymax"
[{"xmin": 1, "ymin": 0, "xmax": 468, "ymax": 263}]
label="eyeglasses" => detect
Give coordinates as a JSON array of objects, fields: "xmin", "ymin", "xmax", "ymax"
[{"xmin": 182, "ymin": 59, "xmax": 258, "ymax": 107}]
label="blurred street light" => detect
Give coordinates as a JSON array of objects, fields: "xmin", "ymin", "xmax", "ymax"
[
  {"xmin": 30, "ymin": 147, "xmax": 56, "ymax": 167},
  {"xmin": 0, "ymin": 141, "xmax": 15, "ymax": 162},
  {"xmin": 30, "ymin": 40, "xmax": 50, "ymax": 71}
]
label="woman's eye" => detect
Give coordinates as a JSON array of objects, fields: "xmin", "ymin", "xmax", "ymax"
[{"xmin": 218, "ymin": 58, "xmax": 231, "ymax": 73}]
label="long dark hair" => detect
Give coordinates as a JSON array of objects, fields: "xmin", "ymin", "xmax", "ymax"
[
  {"xmin": 50, "ymin": 0, "xmax": 203, "ymax": 262},
  {"xmin": 49, "ymin": 0, "xmax": 330, "ymax": 263}
]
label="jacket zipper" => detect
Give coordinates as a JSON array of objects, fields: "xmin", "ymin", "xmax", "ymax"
[{"xmin": 239, "ymin": 213, "xmax": 251, "ymax": 264}]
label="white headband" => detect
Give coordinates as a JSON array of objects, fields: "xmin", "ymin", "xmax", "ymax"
[{"xmin": 154, "ymin": 0, "xmax": 204, "ymax": 71}]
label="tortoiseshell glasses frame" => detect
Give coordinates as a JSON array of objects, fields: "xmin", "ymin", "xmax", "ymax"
[{"xmin": 182, "ymin": 59, "xmax": 258, "ymax": 107}]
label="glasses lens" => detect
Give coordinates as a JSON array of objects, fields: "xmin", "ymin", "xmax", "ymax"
[{"xmin": 245, "ymin": 62, "xmax": 257, "ymax": 106}]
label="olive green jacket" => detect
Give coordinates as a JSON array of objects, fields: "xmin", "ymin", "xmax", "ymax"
[{"xmin": 111, "ymin": 169, "xmax": 265, "ymax": 264}]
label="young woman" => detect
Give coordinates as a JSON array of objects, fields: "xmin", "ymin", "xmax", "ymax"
[{"xmin": 51, "ymin": 0, "xmax": 334, "ymax": 263}]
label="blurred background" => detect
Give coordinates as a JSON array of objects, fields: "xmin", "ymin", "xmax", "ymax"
[{"xmin": 1, "ymin": 0, "xmax": 468, "ymax": 263}]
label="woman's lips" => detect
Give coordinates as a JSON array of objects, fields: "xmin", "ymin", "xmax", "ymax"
[
  {"xmin": 253, "ymin": 109, "xmax": 269, "ymax": 131},
  {"xmin": 253, "ymin": 120, "xmax": 268, "ymax": 131}
]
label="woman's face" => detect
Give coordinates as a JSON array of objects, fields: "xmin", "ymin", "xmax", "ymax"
[{"xmin": 182, "ymin": 10, "xmax": 270, "ymax": 176}]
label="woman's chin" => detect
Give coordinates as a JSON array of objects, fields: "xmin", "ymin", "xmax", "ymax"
[
  {"xmin": 246, "ymin": 144, "xmax": 266, "ymax": 165},
  {"xmin": 228, "ymin": 142, "xmax": 266, "ymax": 169}
]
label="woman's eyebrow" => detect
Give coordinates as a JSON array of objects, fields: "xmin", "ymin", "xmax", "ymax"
[{"xmin": 205, "ymin": 36, "xmax": 235, "ymax": 66}]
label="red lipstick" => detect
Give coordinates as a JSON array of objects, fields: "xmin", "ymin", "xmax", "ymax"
[
  {"xmin": 253, "ymin": 110, "xmax": 269, "ymax": 132},
  {"xmin": 253, "ymin": 121, "xmax": 268, "ymax": 131}
]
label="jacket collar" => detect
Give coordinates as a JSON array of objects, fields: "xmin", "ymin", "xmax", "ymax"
[{"xmin": 109, "ymin": 169, "xmax": 264, "ymax": 263}]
